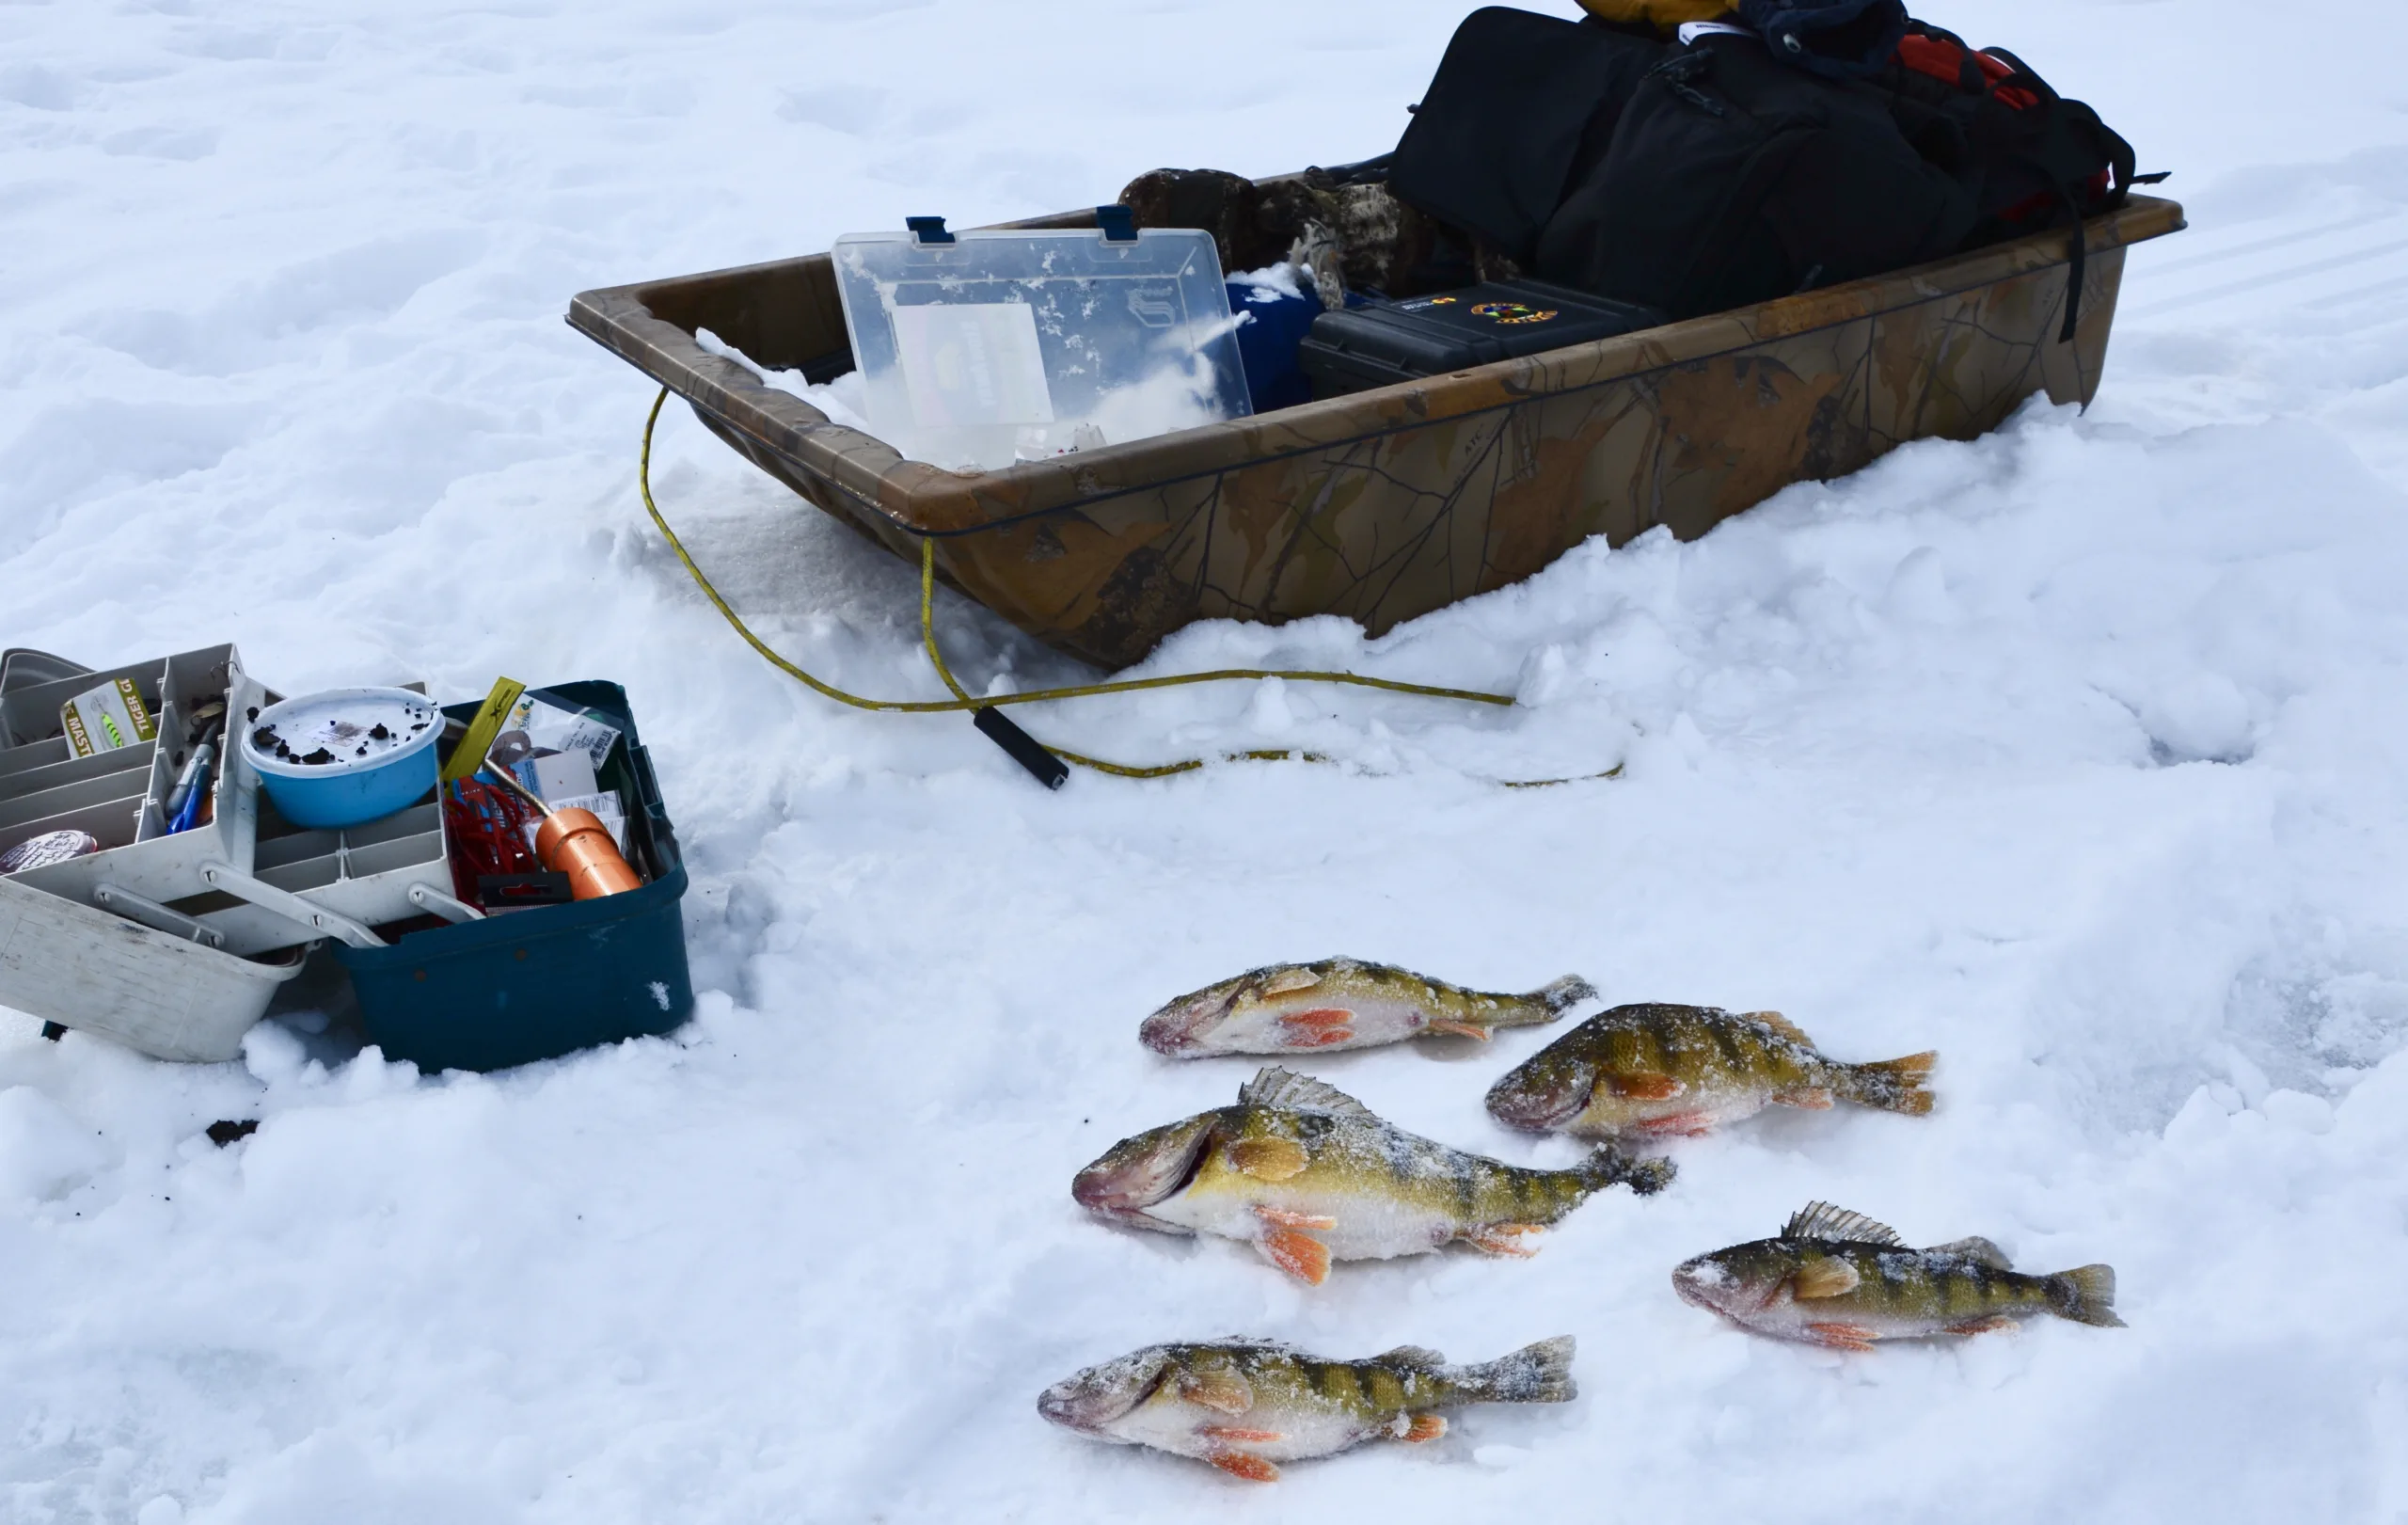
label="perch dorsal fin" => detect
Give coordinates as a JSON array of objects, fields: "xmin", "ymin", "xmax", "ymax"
[
  {"xmin": 1783, "ymin": 1201, "xmax": 1901, "ymax": 1246},
  {"xmin": 1240, "ymin": 1067, "xmax": 1373, "ymax": 1118}
]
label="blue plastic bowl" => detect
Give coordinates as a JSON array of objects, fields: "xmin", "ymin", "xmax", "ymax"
[{"xmin": 244, "ymin": 687, "xmax": 444, "ymax": 829}]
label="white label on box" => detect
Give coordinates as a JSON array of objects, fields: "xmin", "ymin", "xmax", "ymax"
[
  {"xmin": 891, "ymin": 301, "xmax": 1054, "ymax": 427},
  {"xmin": 519, "ymin": 751, "xmax": 597, "ymax": 805}
]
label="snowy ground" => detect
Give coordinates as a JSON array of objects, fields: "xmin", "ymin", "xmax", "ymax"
[{"xmin": 7, "ymin": 0, "xmax": 2408, "ymax": 1518}]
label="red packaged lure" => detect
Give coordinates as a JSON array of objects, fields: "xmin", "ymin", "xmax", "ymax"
[{"xmin": 441, "ymin": 776, "xmax": 546, "ymax": 904}]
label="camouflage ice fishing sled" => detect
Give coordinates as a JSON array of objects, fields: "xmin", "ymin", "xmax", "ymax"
[{"xmin": 568, "ymin": 186, "xmax": 2184, "ymax": 670}]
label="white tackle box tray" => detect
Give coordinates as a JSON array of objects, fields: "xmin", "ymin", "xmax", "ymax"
[{"xmin": 0, "ymin": 644, "xmax": 459, "ymax": 959}]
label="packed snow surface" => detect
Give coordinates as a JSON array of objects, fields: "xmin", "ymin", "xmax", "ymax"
[{"xmin": 7, "ymin": 0, "xmax": 2408, "ymax": 1519}]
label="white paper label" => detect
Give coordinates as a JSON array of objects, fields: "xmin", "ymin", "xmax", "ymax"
[{"xmin": 891, "ymin": 301, "xmax": 1054, "ymax": 427}]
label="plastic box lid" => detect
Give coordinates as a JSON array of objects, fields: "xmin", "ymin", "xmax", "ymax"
[{"xmin": 831, "ymin": 222, "xmax": 1250, "ymax": 471}]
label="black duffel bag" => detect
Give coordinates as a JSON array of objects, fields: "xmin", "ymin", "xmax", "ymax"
[
  {"xmin": 1387, "ymin": 7, "xmax": 1667, "ymax": 268},
  {"xmin": 1532, "ymin": 25, "xmax": 1974, "ymax": 319}
]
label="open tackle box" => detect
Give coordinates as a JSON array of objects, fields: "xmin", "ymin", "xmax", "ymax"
[
  {"xmin": 0, "ymin": 644, "xmax": 461, "ymax": 1060},
  {"xmin": 0, "ymin": 650, "xmax": 692, "ymax": 1070},
  {"xmin": 331, "ymin": 679, "xmax": 692, "ymax": 1074}
]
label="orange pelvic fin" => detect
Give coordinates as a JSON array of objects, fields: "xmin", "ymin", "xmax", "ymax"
[
  {"xmin": 1208, "ymin": 1451, "xmax": 1280, "ymax": 1483},
  {"xmin": 1280, "ymin": 1008, "xmax": 1356, "ymax": 1048},
  {"xmin": 1402, "ymin": 1414, "xmax": 1447, "ymax": 1444},
  {"xmin": 1424, "ymin": 1018, "xmax": 1491, "ymax": 1041},
  {"xmin": 1282, "ymin": 1007, "xmax": 1354, "ymax": 1028},
  {"xmin": 1804, "ymin": 1323, "xmax": 1878, "ymax": 1352},
  {"xmin": 1282, "ymin": 1023, "xmax": 1355, "ymax": 1048},
  {"xmin": 1634, "ymin": 1112, "xmax": 1715, "ymax": 1137},
  {"xmin": 1254, "ymin": 1205, "xmax": 1338, "ymax": 1230},
  {"xmin": 1464, "ymin": 1223, "xmax": 1545, "ymax": 1257},
  {"xmin": 1200, "ymin": 1425, "xmax": 1285, "ymax": 1443},
  {"xmin": 1773, "ymin": 1086, "xmax": 1835, "ymax": 1110},
  {"xmin": 1260, "ymin": 1227, "xmax": 1332, "ymax": 1285}
]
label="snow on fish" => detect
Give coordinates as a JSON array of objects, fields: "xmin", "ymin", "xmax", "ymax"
[
  {"xmin": 1485, "ymin": 1003, "xmax": 1935, "ymax": 1139},
  {"xmin": 1672, "ymin": 1202, "xmax": 2124, "ymax": 1351},
  {"xmin": 1139, "ymin": 957, "xmax": 1594, "ymax": 1056},
  {"xmin": 1038, "ymin": 1334, "xmax": 1576, "ymax": 1482},
  {"xmin": 1072, "ymin": 1067, "xmax": 1672, "ymax": 1284}
]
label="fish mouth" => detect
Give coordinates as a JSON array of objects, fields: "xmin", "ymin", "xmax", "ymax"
[
  {"xmin": 1672, "ymin": 1256, "xmax": 1766, "ymax": 1319},
  {"xmin": 1138, "ymin": 993, "xmax": 1232, "ymax": 1056},
  {"xmin": 1037, "ymin": 1380, "xmax": 1111, "ymax": 1433},
  {"xmin": 1484, "ymin": 1065, "xmax": 1594, "ymax": 1132},
  {"xmin": 1070, "ymin": 1159, "xmax": 1178, "ymax": 1222},
  {"xmin": 1671, "ymin": 1257, "xmax": 1723, "ymax": 1311},
  {"xmin": 1072, "ymin": 1197, "xmax": 1177, "ymax": 1232}
]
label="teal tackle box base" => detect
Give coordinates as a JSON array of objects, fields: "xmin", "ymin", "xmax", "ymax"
[{"xmin": 329, "ymin": 681, "xmax": 692, "ymax": 1072}]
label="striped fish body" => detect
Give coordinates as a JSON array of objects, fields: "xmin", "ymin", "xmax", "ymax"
[
  {"xmin": 1485, "ymin": 1003, "xmax": 1935, "ymax": 1139},
  {"xmin": 1140, "ymin": 958, "xmax": 1592, "ymax": 1056},
  {"xmin": 1149, "ymin": 1105, "xmax": 1596, "ymax": 1261},
  {"xmin": 1073, "ymin": 1070, "xmax": 1671, "ymax": 1282},
  {"xmin": 1038, "ymin": 1336, "xmax": 1576, "ymax": 1481},
  {"xmin": 1673, "ymin": 1203, "xmax": 2123, "ymax": 1350}
]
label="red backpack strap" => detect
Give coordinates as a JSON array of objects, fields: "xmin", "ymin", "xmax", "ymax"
[
  {"xmin": 1894, "ymin": 30, "xmax": 1970, "ymax": 87},
  {"xmin": 1973, "ymin": 47, "xmax": 2054, "ymax": 112}
]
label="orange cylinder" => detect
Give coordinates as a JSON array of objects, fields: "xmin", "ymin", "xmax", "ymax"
[{"xmin": 535, "ymin": 807, "xmax": 642, "ymax": 900}]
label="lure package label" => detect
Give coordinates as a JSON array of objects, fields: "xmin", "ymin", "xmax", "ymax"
[
  {"xmin": 60, "ymin": 678, "xmax": 158, "ymax": 757},
  {"xmin": 515, "ymin": 750, "xmax": 597, "ymax": 805},
  {"xmin": 492, "ymin": 694, "xmax": 621, "ymax": 773}
]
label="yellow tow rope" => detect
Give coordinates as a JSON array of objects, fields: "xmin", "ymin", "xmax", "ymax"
[{"xmin": 637, "ymin": 387, "xmax": 1613, "ymax": 785}]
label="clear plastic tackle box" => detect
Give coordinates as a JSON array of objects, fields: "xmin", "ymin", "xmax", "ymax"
[{"xmin": 830, "ymin": 217, "xmax": 1250, "ymax": 471}]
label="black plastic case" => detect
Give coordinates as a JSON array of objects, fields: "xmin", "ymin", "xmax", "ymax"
[{"xmin": 1300, "ymin": 280, "xmax": 1666, "ymax": 398}]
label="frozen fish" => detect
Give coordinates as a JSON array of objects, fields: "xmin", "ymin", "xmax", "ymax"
[
  {"xmin": 1672, "ymin": 1201, "xmax": 2123, "ymax": 1350},
  {"xmin": 1140, "ymin": 958, "xmax": 1593, "ymax": 1056},
  {"xmin": 1039, "ymin": 1334, "xmax": 1576, "ymax": 1481},
  {"xmin": 1073, "ymin": 1067, "xmax": 1671, "ymax": 1284},
  {"xmin": 1486, "ymin": 1003, "xmax": 1934, "ymax": 1139}
]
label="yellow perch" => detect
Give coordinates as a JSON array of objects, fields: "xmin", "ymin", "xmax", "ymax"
[
  {"xmin": 1140, "ymin": 958, "xmax": 1593, "ymax": 1056},
  {"xmin": 1486, "ymin": 1003, "xmax": 1935, "ymax": 1139},
  {"xmin": 1073, "ymin": 1067, "xmax": 1671, "ymax": 1284},
  {"xmin": 1039, "ymin": 1335, "xmax": 1576, "ymax": 1481},
  {"xmin": 1674, "ymin": 1202, "xmax": 2123, "ymax": 1350}
]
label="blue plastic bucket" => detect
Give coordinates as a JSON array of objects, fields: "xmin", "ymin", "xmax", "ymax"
[{"xmin": 244, "ymin": 687, "xmax": 443, "ymax": 829}]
